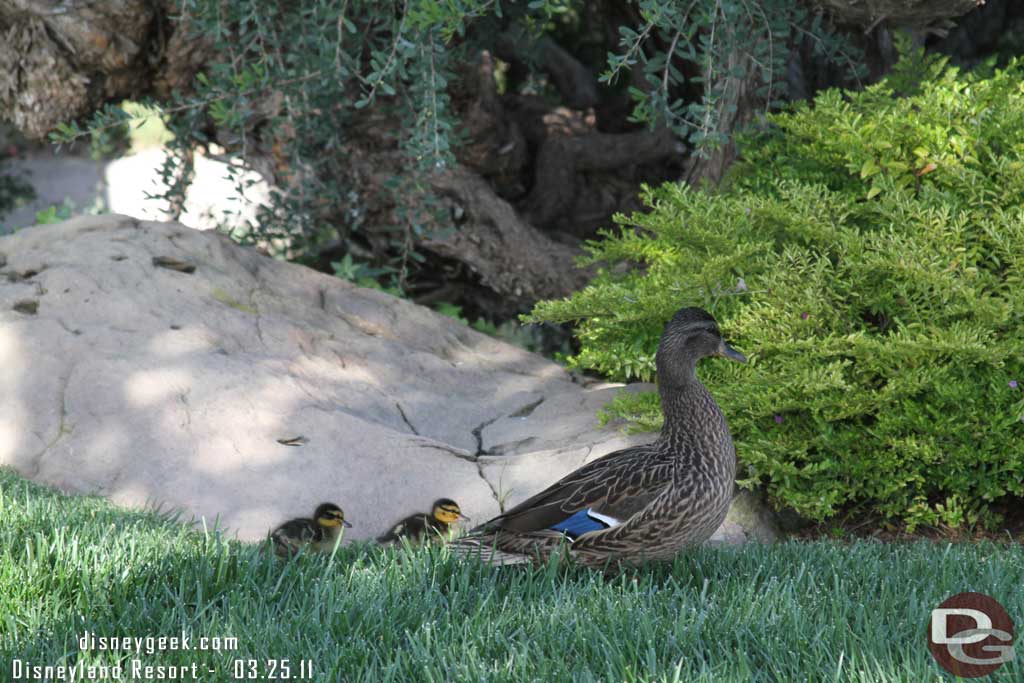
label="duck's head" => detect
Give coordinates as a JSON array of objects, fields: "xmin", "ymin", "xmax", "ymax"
[
  {"xmin": 656, "ymin": 307, "xmax": 746, "ymax": 384},
  {"xmin": 314, "ymin": 503, "xmax": 352, "ymax": 528},
  {"xmin": 431, "ymin": 498, "xmax": 469, "ymax": 524}
]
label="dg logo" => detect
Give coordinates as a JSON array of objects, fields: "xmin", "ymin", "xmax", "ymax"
[{"xmin": 928, "ymin": 592, "xmax": 1016, "ymax": 678}]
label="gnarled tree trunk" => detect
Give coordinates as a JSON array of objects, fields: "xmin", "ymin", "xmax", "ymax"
[
  {"xmin": 0, "ymin": 1, "xmax": 211, "ymax": 140},
  {"xmin": 811, "ymin": 0, "xmax": 982, "ymax": 32}
]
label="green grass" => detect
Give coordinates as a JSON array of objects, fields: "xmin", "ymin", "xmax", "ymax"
[{"xmin": 1, "ymin": 468, "xmax": 1021, "ymax": 682}]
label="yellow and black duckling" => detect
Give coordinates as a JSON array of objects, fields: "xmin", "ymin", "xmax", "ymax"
[
  {"xmin": 451, "ymin": 307, "xmax": 747, "ymax": 568},
  {"xmin": 269, "ymin": 503, "xmax": 351, "ymax": 558},
  {"xmin": 377, "ymin": 498, "xmax": 469, "ymax": 545}
]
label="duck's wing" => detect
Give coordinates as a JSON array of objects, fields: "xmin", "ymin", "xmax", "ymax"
[
  {"xmin": 270, "ymin": 518, "xmax": 320, "ymax": 556},
  {"xmin": 376, "ymin": 515, "xmax": 409, "ymax": 543},
  {"xmin": 480, "ymin": 442, "xmax": 673, "ymax": 535},
  {"xmin": 377, "ymin": 513, "xmax": 428, "ymax": 543}
]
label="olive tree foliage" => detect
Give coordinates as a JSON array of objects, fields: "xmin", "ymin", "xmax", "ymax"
[
  {"xmin": 44, "ymin": 1, "xmax": 863, "ymax": 290},
  {"xmin": 609, "ymin": 1, "xmax": 851, "ymax": 150}
]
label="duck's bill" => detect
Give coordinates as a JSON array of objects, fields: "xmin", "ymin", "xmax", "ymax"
[
  {"xmin": 718, "ymin": 341, "xmax": 747, "ymax": 363},
  {"xmin": 458, "ymin": 512, "xmax": 472, "ymax": 521},
  {"xmin": 343, "ymin": 520, "xmax": 353, "ymax": 528}
]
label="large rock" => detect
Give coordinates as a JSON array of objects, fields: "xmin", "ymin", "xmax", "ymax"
[{"xmin": 0, "ymin": 215, "xmax": 777, "ymax": 544}]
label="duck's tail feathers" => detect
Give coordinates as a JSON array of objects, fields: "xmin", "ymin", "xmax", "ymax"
[{"xmin": 448, "ymin": 536, "xmax": 532, "ymax": 566}]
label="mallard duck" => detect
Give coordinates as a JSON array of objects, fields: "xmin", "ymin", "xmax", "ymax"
[
  {"xmin": 452, "ymin": 307, "xmax": 746, "ymax": 568},
  {"xmin": 269, "ymin": 503, "xmax": 351, "ymax": 558},
  {"xmin": 377, "ymin": 498, "xmax": 468, "ymax": 545}
]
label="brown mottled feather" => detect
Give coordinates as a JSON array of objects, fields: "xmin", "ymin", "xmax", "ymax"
[
  {"xmin": 484, "ymin": 444, "xmax": 671, "ymax": 533},
  {"xmin": 377, "ymin": 513, "xmax": 450, "ymax": 544},
  {"xmin": 270, "ymin": 518, "xmax": 328, "ymax": 557},
  {"xmin": 268, "ymin": 503, "xmax": 348, "ymax": 558},
  {"xmin": 451, "ymin": 306, "xmax": 744, "ymax": 568}
]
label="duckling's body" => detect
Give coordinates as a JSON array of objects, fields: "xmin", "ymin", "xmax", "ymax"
[
  {"xmin": 269, "ymin": 503, "xmax": 351, "ymax": 558},
  {"xmin": 377, "ymin": 498, "xmax": 466, "ymax": 545},
  {"xmin": 452, "ymin": 307, "xmax": 746, "ymax": 568}
]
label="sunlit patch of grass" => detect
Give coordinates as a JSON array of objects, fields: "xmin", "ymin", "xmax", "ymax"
[{"xmin": 1, "ymin": 468, "xmax": 1021, "ymax": 682}]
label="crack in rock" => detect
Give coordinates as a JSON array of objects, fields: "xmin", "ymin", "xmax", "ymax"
[
  {"xmin": 472, "ymin": 395, "xmax": 548, "ymax": 457},
  {"xmin": 54, "ymin": 317, "xmax": 82, "ymax": 336},
  {"xmin": 484, "ymin": 436, "xmax": 537, "ymax": 456},
  {"xmin": 395, "ymin": 402, "xmax": 419, "ymax": 435},
  {"xmin": 412, "ymin": 425, "xmax": 506, "ymax": 511},
  {"xmin": 412, "ymin": 441, "xmax": 471, "ymax": 458},
  {"xmin": 248, "ymin": 286, "xmax": 268, "ymax": 349},
  {"xmin": 471, "ymin": 415, "xmax": 500, "ymax": 457},
  {"xmin": 178, "ymin": 390, "xmax": 193, "ymax": 430},
  {"xmin": 31, "ymin": 363, "xmax": 76, "ymax": 477},
  {"xmin": 509, "ymin": 396, "xmax": 544, "ymax": 418},
  {"xmin": 477, "ymin": 460, "xmax": 504, "ymax": 513}
]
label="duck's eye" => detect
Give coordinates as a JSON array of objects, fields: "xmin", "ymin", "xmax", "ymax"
[{"xmin": 319, "ymin": 514, "xmax": 344, "ymax": 527}]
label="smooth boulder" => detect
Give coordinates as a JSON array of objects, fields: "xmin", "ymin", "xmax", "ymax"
[{"xmin": 0, "ymin": 215, "xmax": 778, "ymax": 544}]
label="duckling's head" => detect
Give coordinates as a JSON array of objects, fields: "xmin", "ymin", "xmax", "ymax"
[
  {"xmin": 431, "ymin": 498, "xmax": 468, "ymax": 524},
  {"xmin": 657, "ymin": 307, "xmax": 746, "ymax": 385},
  {"xmin": 314, "ymin": 503, "xmax": 352, "ymax": 528}
]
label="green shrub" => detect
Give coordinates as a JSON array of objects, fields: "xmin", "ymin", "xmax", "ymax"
[{"xmin": 527, "ymin": 53, "xmax": 1024, "ymax": 530}]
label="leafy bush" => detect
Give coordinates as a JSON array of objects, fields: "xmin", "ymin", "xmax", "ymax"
[{"xmin": 527, "ymin": 52, "xmax": 1024, "ymax": 530}]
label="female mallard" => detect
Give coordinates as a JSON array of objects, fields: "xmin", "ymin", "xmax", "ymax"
[
  {"xmin": 269, "ymin": 503, "xmax": 352, "ymax": 558},
  {"xmin": 377, "ymin": 498, "xmax": 469, "ymax": 545},
  {"xmin": 452, "ymin": 307, "xmax": 746, "ymax": 568}
]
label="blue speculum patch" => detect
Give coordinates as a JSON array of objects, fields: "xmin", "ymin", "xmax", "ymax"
[{"xmin": 548, "ymin": 509, "xmax": 618, "ymax": 540}]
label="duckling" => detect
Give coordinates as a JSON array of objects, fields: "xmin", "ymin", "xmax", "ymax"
[
  {"xmin": 452, "ymin": 306, "xmax": 747, "ymax": 568},
  {"xmin": 377, "ymin": 498, "xmax": 469, "ymax": 545},
  {"xmin": 269, "ymin": 503, "xmax": 351, "ymax": 558}
]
